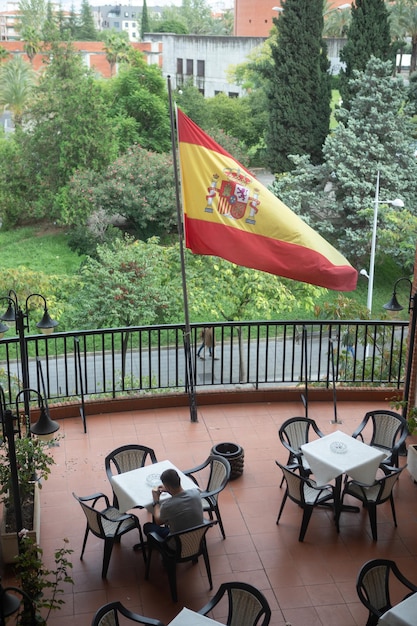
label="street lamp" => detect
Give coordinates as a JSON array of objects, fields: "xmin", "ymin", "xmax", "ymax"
[
  {"xmin": 1, "ymin": 389, "xmax": 59, "ymax": 553},
  {"xmin": 0, "ymin": 291, "xmax": 58, "ymax": 420},
  {"xmin": 383, "ymin": 277, "xmax": 417, "ymax": 419},
  {"xmin": 363, "ymin": 171, "xmax": 404, "ymax": 315}
]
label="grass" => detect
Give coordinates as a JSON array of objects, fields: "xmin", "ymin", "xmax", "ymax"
[
  {"xmin": 0, "ymin": 225, "xmax": 408, "ymax": 322},
  {"xmin": 0, "ymin": 225, "xmax": 84, "ymax": 275}
]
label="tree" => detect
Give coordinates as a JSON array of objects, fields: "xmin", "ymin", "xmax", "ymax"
[
  {"xmin": 21, "ymin": 26, "xmax": 42, "ymax": 64},
  {"xmin": 77, "ymin": 0, "xmax": 98, "ymax": 41},
  {"xmin": 265, "ymin": 0, "xmax": 331, "ymax": 173},
  {"xmin": 390, "ymin": 0, "xmax": 417, "ymax": 75},
  {"xmin": 102, "ymin": 30, "xmax": 130, "ymax": 76},
  {"xmin": 270, "ymin": 57, "xmax": 417, "ymax": 268},
  {"xmin": 18, "ymin": 0, "xmax": 47, "ymax": 34},
  {"xmin": 105, "ymin": 56, "xmax": 171, "ymax": 152},
  {"xmin": 0, "ymin": 45, "xmax": 10, "ymax": 63},
  {"xmin": 151, "ymin": 0, "xmax": 214, "ymax": 35},
  {"xmin": 141, "ymin": 0, "xmax": 150, "ymax": 40},
  {"xmin": 68, "ymin": 236, "xmax": 178, "ymax": 376},
  {"xmin": 60, "ymin": 144, "xmax": 176, "ymax": 242},
  {"xmin": 0, "ymin": 55, "xmax": 35, "ymax": 126},
  {"xmin": 19, "ymin": 41, "xmax": 118, "ymax": 217},
  {"xmin": 339, "ymin": 0, "xmax": 392, "ymax": 109}
]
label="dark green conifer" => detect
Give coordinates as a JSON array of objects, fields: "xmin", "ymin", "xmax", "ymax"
[
  {"xmin": 339, "ymin": 0, "xmax": 392, "ymax": 109},
  {"xmin": 265, "ymin": 0, "xmax": 331, "ymax": 173}
]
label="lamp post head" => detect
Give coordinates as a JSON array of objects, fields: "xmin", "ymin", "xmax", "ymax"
[{"xmin": 36, "ymin": 309, "xmax": 58, "ymax": 335}]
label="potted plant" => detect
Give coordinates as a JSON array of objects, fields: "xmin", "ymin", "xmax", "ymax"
[
  {"xmin": 0, "ymin": 435, "xmax": 56, "ymax": 563},
  {"xmin": 13, "ymin": 532, "xmax": 74, "ymax": 625}
]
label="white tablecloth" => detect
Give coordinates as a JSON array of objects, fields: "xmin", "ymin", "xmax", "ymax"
[
  {"xmin": 110, "ymin": 459, "xmax": 199, "ymax": 513},
  {"xmin": 378, "ymin": 593, "xmax": 417, "ymax": 625},
  {"xmin": 167, "ymin": 607, "xmax": 224, "ymax": 625},
  {"xmin": 301, "ymin": 430, "xmax": 386, "ymax": 486}
]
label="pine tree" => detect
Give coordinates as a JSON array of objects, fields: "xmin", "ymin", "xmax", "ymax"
[
  {"xmin": 265, "ymin": 0, "xmax": 331, "ymax": 173},
  {"xmin": 77, "ymin": 0, "xmax": 98, "ymax": 41},
  {"xmin": 141, "ymin": 0, "xmax": 150, "ymax": 40},
  {"xmin": 339, "ymin": 0, "xmax": 392, "ymax": 109}
]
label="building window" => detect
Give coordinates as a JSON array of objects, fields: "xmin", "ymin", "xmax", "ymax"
[
  {"xmin": 132, "ymin": 32, "xmax": 136, "ymax": 38},
  {"xmin": 114, "ymin": 21, "xmax": 119, "ymax": 27},
  {"xmin": 186, "ymin": 59, "xmax": 193, "ymax": 75},
  {"xmin": 214, "ymin": 90, "xmax": 223, "ymax": 96},
  {"xmin": 132, "ymin": 12, "xmax": 136, "ymax": 17},
  {"xmin": 124, "ymin": 11, "xmax": 129, "ymax": 17},
  {"xmin": 197, "ymin": 60, "xmax": 205, "ymax": 77},
  {"xmin": 132, "ymin": 22, "xmax": 136, "ymax": 27},
  {"xmin": 198, "ymin": 89, "xmax": 204, "ymax": 96},
  {"xmin": 125, "ymin": 22, "xmax": 129, "ymax": 27},
  {"xmin": 177, "ymin": 58, "xmax": 183, "ymax": 74},
  {"xmin": 228, "ymin": 92, "xmax": 239, "ymax": 98}
]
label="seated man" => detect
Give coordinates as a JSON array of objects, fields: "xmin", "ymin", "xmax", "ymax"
[{"xmin": 143, "ymin": 468, "xmax": 203, "ymax": 538}]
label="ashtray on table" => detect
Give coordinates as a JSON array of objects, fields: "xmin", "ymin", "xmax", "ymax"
[
  {"xmin": 330, "ymin": 441, "xmax": 348, "ymax": 454},
  {"xmin": 146, "ymin": 473, "xmax": 162, "ymax": 488}
]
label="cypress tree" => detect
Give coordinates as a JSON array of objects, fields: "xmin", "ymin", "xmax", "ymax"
[
  {"xmin": 339, "ymin": 0, "xmax": 392, "ymax": 109},
  {"xmin": 265, "ymin": 0, "xmax": 331, "ymax": 174},
  {"xmin": 141, "ymin": 0, "xmax": 150, "ymax": 40}
]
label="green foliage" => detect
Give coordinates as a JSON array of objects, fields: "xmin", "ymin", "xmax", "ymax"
[
  {"xmin": 0, "ymin": 55, "xmax": 35, "ymax": 125},
  {"xmin": 14, "ymin": 534, "xmax": 74, "ymax": 625},
  {"xmin": 77, "ymin": 0, "xmax": 98, "ymax": 40},
  {"xmin": 270, "ymin": 57, "xmax": 417, "ymax": 267},
  {"xmin": 163, "ymin": 246, "xmax": 325, "ymax": 322},
  {"xmin": 339, "ymin": 0, "xmax": 393, "ymax": 109},
  {"xmin": 0, "ymin": 135, "xmax": 30, "ymax": 228},
  {"xmin": 60, "ymin": 144, "xmax": 176, "ymax": 241},
  {"xmin": 102, "ymin": 29, "xmax": 130, "ymax": 76},
  {"xmin": 105, "ymin": 60, "xmax": 171, "ymax": 152},
  {"xmin": 0, "ymin": 436, "xmax": 56, "ymax": 508},
  {"xmin": 68, "ymin": 236, "xmax": 178, "ymax": 330},
  {"xmin": 141, "ymin": 0, "xmax": 150, "ymax": 39},
  {"xmin": 151, "ymin": 0, "xmax": 213, "ymax": 35},
  {"xmin": 265, "ymin": 0, "xmax": 331, "ymax": 173},
  {"xmin": 18, "ymin": 41, "xmax": 118, "ymax": 220}
]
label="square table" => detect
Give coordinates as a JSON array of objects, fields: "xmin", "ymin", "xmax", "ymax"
[
  {"xmin": 378, "ymin": 593, "xmax": 417, "ymax": 626},
  {"xmin": 301, "ymin": 430, "xmax": 386, "ymax": 523},
  {"xmin": 301, "ymin": 430, "xmax": 386, "ymax": 486},
  {"xmin": 110, "ymin": 459, "xmax": 199, "ymax": 513},
  {"xmin": 167, "ymin": 607, "xmax": 224, "ymax": 626}
]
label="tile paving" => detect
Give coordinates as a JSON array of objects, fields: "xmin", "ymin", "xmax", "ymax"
[{"xmin": 1, "ymin": 397, "xmax": 417, "ymax": 625}]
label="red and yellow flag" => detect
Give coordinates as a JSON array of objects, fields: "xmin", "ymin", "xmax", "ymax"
[{"xmin": 177, "ymin": 108, "xmax": 357, "ymax": 292}]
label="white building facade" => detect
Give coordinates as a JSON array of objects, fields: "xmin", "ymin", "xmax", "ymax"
[{"xmin": 145, "ymin": 33, "xmax": 265, "ymax": 98}]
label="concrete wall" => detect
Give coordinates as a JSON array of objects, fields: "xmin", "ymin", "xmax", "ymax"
[{"xmin": 145, "ymin": 34, "xmax": 265, "ymax": 98}]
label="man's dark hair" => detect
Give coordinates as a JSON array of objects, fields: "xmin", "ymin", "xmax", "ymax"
[{"xmin": 161, "ymin": 468, "xmax": 181, "ymax": 489}]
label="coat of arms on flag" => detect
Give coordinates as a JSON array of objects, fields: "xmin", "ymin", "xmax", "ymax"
[{"xmin": 205, "ymin": 168, "xmax": 260, "ymax": 224}]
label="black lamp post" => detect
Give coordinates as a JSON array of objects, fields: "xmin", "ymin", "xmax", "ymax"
[
  {"xmin": 1, "ymin": 388, "xmax": 59, "ymax": 552},
  {"xmin": 0, "ymin": 290, "xmax": 58, "ymax": 421},
  {"xmin": 383, "ymin": 277, "xmax": 417, "ymax": 419}
]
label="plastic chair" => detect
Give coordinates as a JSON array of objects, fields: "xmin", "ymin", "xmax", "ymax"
[
  {"xmin": 183, "ymin": 454, "xmax": 231, "ymax": 539},
  {"xmin": 278, "ymin": 417, "xmax": 324, "ymax": 485},
  {"xmin": 91, "ymin": 601, "xmax": 165, "ymax": 626},
  {"xmin": 276, "ymin": 461, "xmax": 337, "ymax": 541},
  {"xmin": 73, "ymin": 491, "xmax": 145, "ymax": 578},
  {"xmin": 145, "ymin": 520, "xmax": 217, "ymax": 602},
  {"xmin": 352, "ymin": 410, "xmax": 408, "ymax": 467},
  {"xmin": 341, "ymin": 465, "xmax": 405, "ymax": 540},
  {"xmin": 356, "ymin": 559, "xmax": 417, "ymax": 626},
  {"xmin": 197, "ymin": 581, "xmax": 271, "ymax": 626},
  {"xmin": 105, "ymin": 444, "xmax": 158, "ymax": 507}
]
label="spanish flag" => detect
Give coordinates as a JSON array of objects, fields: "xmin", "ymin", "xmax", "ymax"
[{"xmin": 177, "ymin": 108, "xmax": 357, "ymax": 292}]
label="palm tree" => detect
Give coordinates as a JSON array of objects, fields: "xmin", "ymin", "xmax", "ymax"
[
  {"xmin": 22, "ymin": 26, "xmax": 42, "ymax": 65},
  {"xmin": 103, "ymin": 31, "xmax": 130, "ymax": 77},
  {"xmin": 390, "ymin": 0, "xmax": 417, "ymax": 74},
  {"xmin": 0, "ymin": 45, "xmax": 10, "ymax": 63},
  {"xmin": 0, "ymin": 55, "xmax": 35, "ymax": 126}
]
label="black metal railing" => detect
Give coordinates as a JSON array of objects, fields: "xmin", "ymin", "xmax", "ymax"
[{"xmin": 0, "ymin": 319, "xmax": 408, "ymax": 409}]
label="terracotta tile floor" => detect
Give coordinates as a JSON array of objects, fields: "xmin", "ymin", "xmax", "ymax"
[{"xmin": 2, "ymin": 398, "xmax": 417, "ymax": 626}]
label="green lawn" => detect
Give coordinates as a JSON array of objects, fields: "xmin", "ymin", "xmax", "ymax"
[{"xmin": 0, "ymin": 226, "xmax": 84, "ymax": 275}]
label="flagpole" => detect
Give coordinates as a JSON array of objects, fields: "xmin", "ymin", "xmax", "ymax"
[{"xmin": 167, "ymin": 76, "xmax": 198, "ymax": 422}]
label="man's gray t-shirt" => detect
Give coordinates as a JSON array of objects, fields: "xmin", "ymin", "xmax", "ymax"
[{"xmin": 159, "ymin": 489, "xmax": 203, "ymax": 533}]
